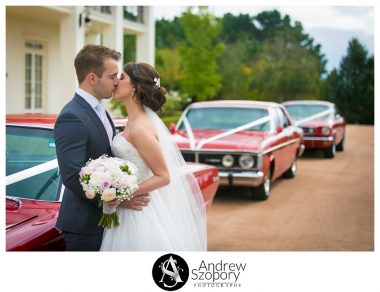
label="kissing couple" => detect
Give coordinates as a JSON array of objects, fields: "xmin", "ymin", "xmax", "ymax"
[{"xmin": 54, "ymin": 44, "xmax": 207, "ymax": 251}]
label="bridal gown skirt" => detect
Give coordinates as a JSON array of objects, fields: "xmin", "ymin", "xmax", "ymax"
[
  {"xmin": 100, "ymin": 188, "xmax": 205, "ymax": 251},
  {"xmin": 100, "ymin": 127, "xmax": 206, "ymax": 251}
]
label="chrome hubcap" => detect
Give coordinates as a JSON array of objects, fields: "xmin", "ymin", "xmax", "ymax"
[
  {"xmin": 264, "ymin": 176, "xmax": 270, "ymax": 195},
  {"xmin": 291, "ymin": 161, "xmax": 297, "ymax": 173}
]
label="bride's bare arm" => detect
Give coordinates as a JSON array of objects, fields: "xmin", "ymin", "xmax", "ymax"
[{"xmin": 129, "ymin": 124, "xmax": 170, "ymax": 197}]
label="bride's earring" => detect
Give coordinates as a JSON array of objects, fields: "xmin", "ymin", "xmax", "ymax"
[{"xmin": 131, "ymin": 88, "xmax": 135, "ymax": 97}]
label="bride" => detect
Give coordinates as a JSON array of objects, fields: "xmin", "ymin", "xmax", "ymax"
[{"xmin": 100, "ymin": 62, "xmax": 207, "ymax": 251}]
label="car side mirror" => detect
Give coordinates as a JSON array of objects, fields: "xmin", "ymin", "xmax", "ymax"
[
  {"xmin": 6, "ymin": 198, "xmax": 21, "ymax": 211},
  {"xmin": 276, "ymin": 125, "xmax": 283, "ymax": 133},
  {"xmin": 169, "ymin": 123, "xmax": 176, "ymax": 134}
]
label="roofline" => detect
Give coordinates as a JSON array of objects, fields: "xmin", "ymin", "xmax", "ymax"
[{"xmin": 282, "ymin": 100, "xmax": 334, "ymax": 106}]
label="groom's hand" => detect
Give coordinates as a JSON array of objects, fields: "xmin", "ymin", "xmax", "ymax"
[{"xmin": 120, "ymin": 195, "xmax": 150, "ymax": 211}]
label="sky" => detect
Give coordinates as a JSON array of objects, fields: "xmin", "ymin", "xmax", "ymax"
[{"xmin": 153, "ymin": 5, "xmax": 374, "ymax": 72}]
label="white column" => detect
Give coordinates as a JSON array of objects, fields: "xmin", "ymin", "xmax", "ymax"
[
  {"xmin": 103, "ymin": 6, "xmax": 124, "ymax": 67},
  {"xmin": 115, "ymin": 6, "xmax": 124, "ymax": 67},
  {"xmin": 148, "ymin": 6, "xmax": 155, "ymax": 66},
  {"xmin": 58, "ymin": 6, "xmax": 85, "ymax": 109},
  {"xmin": 136, "ymin": 6, "xmax": 155, "ymax": 65},
  {"xmin": 85, "ymin": 33, "xmax": 101, "ymax": 45},
  {"xmin": 102, "ymin": 6, "xmax": 124, "ymax": 115}
]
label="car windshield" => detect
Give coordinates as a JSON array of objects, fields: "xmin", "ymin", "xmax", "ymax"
[
  {"xmin": 284, "ymin": 104, "xmax": 332, "ymax": 121},
  {"xmin": 6, "ymin": 126, "xmax": 60, "ymax": 201},
  {"xmin": 178, "ymin": 107, "xmax": 270, "ymax": 132}
]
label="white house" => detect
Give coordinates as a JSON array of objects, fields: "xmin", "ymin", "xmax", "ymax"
[{"xmin": 6, "ymin": 6, "xmax": 155, "ymax": 116}]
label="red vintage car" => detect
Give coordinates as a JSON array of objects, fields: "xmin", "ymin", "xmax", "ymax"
[
  {"xmin": 282, "ymin": 100, "xmax": 346, "ymax": 158},
  {"xmin": 6, "ymin": 114, "xmax": 219, "ymax": 251},
  {"xmin": 169, "ymin": 100, "xmax": 304, "ymax": 200}
]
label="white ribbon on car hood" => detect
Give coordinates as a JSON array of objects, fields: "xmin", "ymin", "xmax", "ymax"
[
  {"xmin": 180, "ymin": 115, "xmax": 271, "ymax": 150},
  {"xmin": 293, "ymin": 109, "xmax": 334, "ymax": 126},
  {"xmin": 6, "ymin": 159, "xmax": 58, "ymax": 186}
]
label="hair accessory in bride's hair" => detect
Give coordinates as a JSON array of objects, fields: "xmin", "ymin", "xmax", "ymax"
[{"xmin": 153, "ymin": 77, "xmax": 160, "ymax": 88}]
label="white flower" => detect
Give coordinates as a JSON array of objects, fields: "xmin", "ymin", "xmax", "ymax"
[
  {"xmin": 154, "ymin": 77, "xmax": 160, "ymax": 88},
  {"xmin": 85, "ymin": 190, "xmax": 96, "ymax": 199},
  {"xmin": 126, "ymin": 175, "xmax": 137, "ymax": 186},
  {"xmin": 101, "ymin": 188, "xmax": 117, "ymax": 202},
  {"xmin": 80, "ymin": 156, "xmax": 139, "ymax": 201},
  {"xmin": 82, "ymin": 184, "xmax": 89, "ymax": 191},
  {"xmin": 89, "ymin": 172, "xmax": 103, "ymax": 188}
]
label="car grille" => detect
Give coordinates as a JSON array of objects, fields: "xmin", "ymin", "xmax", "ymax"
[
  {"xmin": 180, "ymin": 150, "xmax": 261, "ymax": 170},
  {"xmin": 302, "ymin": 127, "xmax": 316, "ymax": 135},
  {"xmin": 182, "ymin": 152, "xmax": 196, "ymax": 162}
]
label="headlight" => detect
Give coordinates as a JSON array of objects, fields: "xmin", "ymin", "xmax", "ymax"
[
  {"xmin": 239, "ymin": 154, "xmax": 254, "ymax": 169},
  {"xmin": 222, "ymin": 154, "xmax": 234, "ymax": 167},
  {"xmin": 321, "ymin": 127, "xmax": 331, "ymax": 135}
]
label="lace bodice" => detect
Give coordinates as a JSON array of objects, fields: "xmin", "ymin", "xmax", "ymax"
[{"xmin": 111, "ymin": 134, "xmax": 151, "ymax": 183}]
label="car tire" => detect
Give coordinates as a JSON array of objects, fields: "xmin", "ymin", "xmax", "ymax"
[
  {"xmin": 252, "ymin": 170, "xmax": 271, "ymax": 200},
  {"xmin": 282, "ymin": 159, "xmax": 297, "ymax": 178},
  {"xmin": 324, "ymin": 140, "xmax": 336, "ymax": 158},
  {"xmin": 336, "ymin": 136, "xmax": 345, "ymax": 152}
]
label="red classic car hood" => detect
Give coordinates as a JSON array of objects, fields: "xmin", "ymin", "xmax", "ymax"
[
  {"xmin": 6, "ymin": 198, "xmax": 60, "ymax": 230},
  {"xmin": 298, "ymin": 119, "xmax": 332, "ymax": 128},
  {"xmin": 173, "ymin": 129, "xmax": 268, "ymax": 151}
]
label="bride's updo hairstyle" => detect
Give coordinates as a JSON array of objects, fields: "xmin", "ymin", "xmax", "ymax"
[{"xmin": 124, "ymin": 62, "xmax": 167, "ymax": 113}]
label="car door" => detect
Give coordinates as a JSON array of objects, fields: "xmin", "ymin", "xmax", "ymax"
[
  {"xmin": 269, "ymin": 108, "xmax": 288, "ymax": 179},
  {"xmin": 274, "ymin": 107, "xmax": 298, "ymax": 176}
]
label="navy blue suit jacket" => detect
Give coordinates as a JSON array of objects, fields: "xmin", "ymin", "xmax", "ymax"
[{"xmin": 54, "ymin": 94, "xmax": 116, "ymax": 236}]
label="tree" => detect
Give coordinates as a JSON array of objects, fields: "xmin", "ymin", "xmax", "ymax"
[
  {"xmin": 155, "ymin": 17, "xmax": 184, "ymax": 49},
  {"xmin": 253, "ymin": 10, "xmax": 326, "ymax": 76},
  {"xmin": 249, "ymin": 27, "xmax": 322, "ymax": 101},
  {"xmin": 326, "ymin": 38, "xmax": 374, "ymax": 124},
  {"xmin": 218, "ymin": 42, "xmax": 254, "ymax": 100},
  {"xmin": 155, "ymin": 48, "xmax": 182, "ymax": 91},
  {"xmin": 178, "ymin": 7, "xmax": 224, "ymax": 101},
  {"xmin": 253, "ymin": 10, "xmax": 292, "ymax": 40},
  {"xmin": 220, "ymin": 13, "xmax": 258, "ymax": 43}
]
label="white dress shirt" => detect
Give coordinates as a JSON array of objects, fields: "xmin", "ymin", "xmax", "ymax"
[{"xmin": 76, "ymin": 88, "xmax": 113, "ymax": 144}]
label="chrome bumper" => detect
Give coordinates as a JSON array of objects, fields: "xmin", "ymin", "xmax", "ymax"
[{"xmin": 219, "ymin": 171, "xmax": 264, "ymax": 187}]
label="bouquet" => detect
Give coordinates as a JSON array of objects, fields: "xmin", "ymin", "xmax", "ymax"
[{"xmin": 79, "ymin": 155, "xmax": 139, "ymax": 228}]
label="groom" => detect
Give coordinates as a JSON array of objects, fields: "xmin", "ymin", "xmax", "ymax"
[{"xmin": 54, "ymin": 45, "xmax": 149, "ymax": 251}]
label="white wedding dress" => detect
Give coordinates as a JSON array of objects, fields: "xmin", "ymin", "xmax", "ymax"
[{"xmin": 100, "ymin": 107, "xmax": 207, "ymax": 251}]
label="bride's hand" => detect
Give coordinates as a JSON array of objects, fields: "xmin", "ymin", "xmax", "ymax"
[
  {"xmin": 105, "ymin": 199, "xmax": 119, "ymax": 209},
  {"xmin": 120, "ymin": 194, "xmax": 150, "ymax": 211}
]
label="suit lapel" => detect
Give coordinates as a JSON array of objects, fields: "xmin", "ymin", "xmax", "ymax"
[{"xmin": 73, "ymin": 94, "xmax": 110, "ymax": 146}]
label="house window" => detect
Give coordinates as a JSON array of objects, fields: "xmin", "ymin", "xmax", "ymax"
[
  {"xmin": 25, "ymin": 41, "xmax": 44, "ymax": 112},
  {"xmin": 123, "ymin": 6, "xmax": 144, "ymax": 24},
  {"xmin": 124, "ymin": 34, "xmax": 137, "ymax": 63},
  {"xmin": 86, "ymin": 6, "xmax": 113, "ymax": 15}
]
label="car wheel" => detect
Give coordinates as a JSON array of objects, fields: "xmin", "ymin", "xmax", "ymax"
[
  {"xmin": 252, "ymin": 170, "xmax": 271, "ymax": 200},
  {"xmin": 336, "ymin": 136, "xmax": 345, "ymax": 152},
  {"xmin": 282, "ymin": 159, "xmax": 297, "ymax": 178},
  {"xmin": 324, "ymin": 140, "xmax": 336, "ymax": 158}
]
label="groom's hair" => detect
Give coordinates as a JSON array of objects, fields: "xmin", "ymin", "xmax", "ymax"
[{"xmin": 74, "ymin": 45, "xmax": 121, "ymax": 83}]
